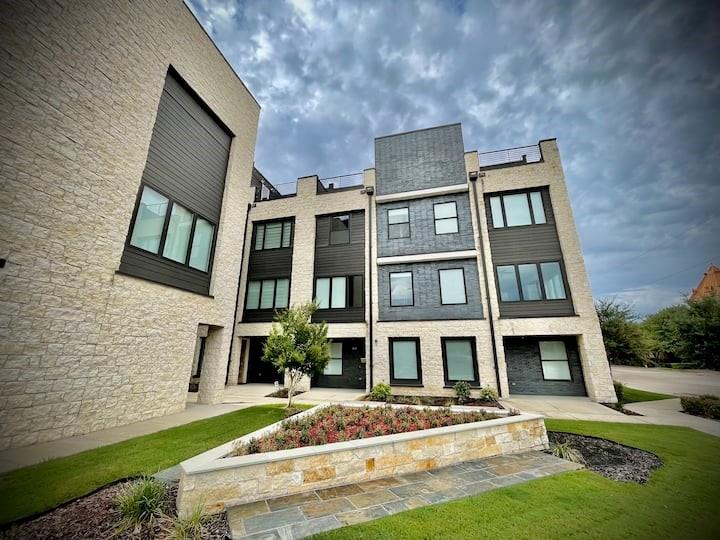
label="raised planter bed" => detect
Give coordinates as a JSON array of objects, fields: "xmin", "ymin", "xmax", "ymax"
[{"xmin": 177, "ymin": 403, "xmax": 548, "ymax": 515}]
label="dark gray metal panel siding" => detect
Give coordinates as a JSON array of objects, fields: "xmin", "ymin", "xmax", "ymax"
[
  {"xmin": 246, "ymin": 219, "xmax": 294, "ymax": 280},
  {"xmin": 313, "ymin": 339, "xmax": 366, "ymax": 389},
  {"xmin": 504, "ymin": 336, "xmax": 586, "ymax": 396},
  {"xmin": 375, "ymin": 124, "xmax": 466, "ymax": 195},
  {"xmin": 377, "ymin": 193, "xmax": 475, "ymax": 257},
  {"xmin": 485, "ymin": 188, "xmax": 575, "ymax": 318},
  {"xmin": 119, "ymin": 71, "xmax": 231, "ymax": 295},
  {"xmin": 378, "ymin": 259, "xmax": 483, "ymax": 321},
  {"xmin": 314, "ymin": 211, "xmax": 365, "ymax": 275}
]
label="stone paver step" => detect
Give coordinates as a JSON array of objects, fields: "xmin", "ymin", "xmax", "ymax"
[{"xmin": 227, "ymin": 451, "xmax": 582, "ymax": 539}]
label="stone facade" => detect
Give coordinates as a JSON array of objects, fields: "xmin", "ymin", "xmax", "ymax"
[
  {"xmin": 177, "ymin": 405, "xmax": 548, "ymax": 515},
  {"xmin": 0, "ymin": 0, "xmax": 260, "ymax": 449}
]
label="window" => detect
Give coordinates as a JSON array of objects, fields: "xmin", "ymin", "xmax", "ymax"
[
  {"xmin": 389, "ymin": 338, "xmax": 422, "ymax": 385},
  {"xmin": 245, "ymin": 278, "xmax": 290, "ymax": 310},
  {"xmin": 388, "ymin": 207, "xmax": 409, "ymax": 239},
  {"xmin": 442, "ymin": 338, "xmax": 479, "ymax": 385},
  {"xmin": 324, "ymin": 342, "xmax": 343, "ymax": 375},
  {"xmin": 496, "ymin": 262, "xmax": 568, "ymax": 302},
  {"xmin": 489, "ymin": 191, "xmax": 547, "ymax": 228},
  {"xmin": 434, "ymin": 202, "xmax": 458, "ymax": 234},
  {"xmin": 314, "ymin": 276, "xmax": 363, "ymax": 309},
  {"xmin": 128, "ymin": 185, "xmax": 216, "ymax": 273},
  {"xmin": 389, "ymin": 271, "xmax": 413, "ymax": 306},
  {"xmin": 539, "ymin": 341, "xmax": 571, "ymax": 380},
  {"xmin": 439, "ymin": 269, "xmax": 467, "ymax": 305},
  {"xmin": 254, "ymin": 219, "xmax": 293, "ymax": 250},
  {"xmin": 330, "ymin": 214, "xmax": 350, "ymax": 244}
]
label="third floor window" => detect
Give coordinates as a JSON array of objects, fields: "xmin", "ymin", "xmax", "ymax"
[
  {"xmin": 489, "ymin": 191, "xmax": 546, "ymax": 228},
  {"xmin": 388, "ymin": 207, "xmax": 410, "ymax": 239},
  {"xmin": 254, "ymin": 220, "xmax": 293, "ymax": 250},
  {"xmin": 496, "ymin": 261, "xmax": 567, "ymax": 302},
  {"xmin": 433, "ymin": 202, "xmax": 458, "ymax": 234},
  {"xmin": 315, "ymin": 275, "xmax": 363, "ymax": 309}
]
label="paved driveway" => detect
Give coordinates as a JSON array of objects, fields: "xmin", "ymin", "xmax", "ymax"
[{"xmin": 611, "ymin": 366, "xmax": 720, "ymax": 396}]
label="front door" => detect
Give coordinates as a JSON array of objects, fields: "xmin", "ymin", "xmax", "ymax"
[
  {"xmin": 313, "ymin": 339, "xmax": 366, "ymax": 389},
  {"xmin": 245, "ymin": 337, "xmax": 280, "ymax": 384}
]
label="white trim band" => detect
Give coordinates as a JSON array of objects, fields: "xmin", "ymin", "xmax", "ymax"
[
  {"xmin": 377, "ymin": 250, "xmax": 477, "ymax": 265},
  {"xmin": 375, "ymin": 183, "xmax": 469, "ymax": 203}
]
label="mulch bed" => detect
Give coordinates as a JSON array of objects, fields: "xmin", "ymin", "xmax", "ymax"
[
  {"xmin": 365, "ymin": 394, "xmax": 501, "ymax": 408},
  {"xmin": 601, "ymin": 402, "xmax": 643, "ymax": 416},
  {"xmin": 265, "ymin": 388, "xmax": 305, "ymax": 398},
  {"xmin": 0, "ymin": 481, "xmax": 229, "ymax": 540},
  {"xmin": 549, "ymin": 431, "xmax": 662, "ymax": 484}
]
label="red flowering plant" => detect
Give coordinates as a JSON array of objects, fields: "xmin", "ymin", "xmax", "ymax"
[{"xmin": 232, "ymin": 405, "xmax": 497, "ymax": 456}]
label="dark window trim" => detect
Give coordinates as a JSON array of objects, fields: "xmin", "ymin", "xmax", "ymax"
[
  {"xmin": 244, "ymin": 276, "xmax": 291, "ymax": 311},
  {"xmin": 323, "ymin": 341, "xmax": 344, "ymax": 376},
  {"xmin": 438, "ymin": 267, "xmax": 468, "ymax": 305},
  {"xmin": 433, "ymin": 201, "xmax": 459, "ymax": 235},
  {"xmin": 253, "ymin": 218, "xmax": 294, "ymax": 251},
  {"xmin": 537, "ymin": 339, "xmax": 574, "ymax": 382},
  {"xmin": 489, "ymin": 189, "xmax": 549, "ymax": 230},
  {"xmin": 313, "ymin": 275, "xmax": 363, "ymax": 309},
  {"xmin": 329, "ymin": 213, "xmax": 351, "ymax": 245},
  {"xmin": 193, "ymin": 336, "xmax": 206, "ymax": 378},
  {"xmin": 441, "ymin": 337, "xmax": 480, "ymax": 386},
  {"xmin": 389, "ymin": 337, "xmax": 423, "ymax": 385},
  {"xmin": 495, "ymin": 261, "xmax": 569, "ymax": 303},
  {"xmin": 389, "ymin": 270, "xmax": 414, "ymax": 307},
  {"xmin": 124, "ymin": 182, "xmax": 218, "ymax": 276},
  {"xmin": 388, "ymin": 206, "xmax": 410, "ymax": 239}
]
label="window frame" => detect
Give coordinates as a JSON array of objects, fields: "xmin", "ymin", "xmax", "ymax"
[
  {"xmin": 387, "ymin": 207, "xmax": 410, "ymax": 239},
  {"xmin": 389, "ymin": 271, "xmax": 414, "ymax": 307},
  {"xmin": 253, "ymin": 218, "xmax": 294, "ymax": 251},
  {"xmin": 323, "ymin": 341, "xmax": 343, "ymax": 376},
  {"xmin": 489, "ymin": 190, "xmax": 547, "ymax": 229},
  {"xmin": 125, "ymin": 183, "xmax": 218, "ymax": 276},
  {"xmin": 244, "ymin": 277, "xmax": 291, "ymax": 311},
  {"xmin": 438, "ymin": 268, "xmax": 468, "ymax": 305},
  {"xmin": 329, "ymin": 214, "xmax": 351, "ymax": 245},
  {"xmin": 314, "ymin": 275, "xmax": 364, "ymax": 310},
  {"xmin": 389, "ymin": 337, "xmax": 423, "ymax": 386},
  {"xmin": 433, "ymin": 201, "xmax": 459, "ymax": 235},
  {"xmin": 538, "ymin": 340, "xmax": 573, "ymax": 381},
  {"xmin": 441, "ymin": 337, "xmax": 480, "ymax": 387},
  {"xmin": 495, "ymin": 261, "xmax": 569, "ymax": 303}
]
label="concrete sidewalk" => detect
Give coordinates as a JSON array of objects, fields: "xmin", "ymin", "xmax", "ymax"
[
  {"xmin": 624, "ymin": 398, "xmax": 720, "ymax": 437},
  {"xmin": 611, "ymin": 365, "xmax": 720, "ymax": 396},
  {"xmin": 500, "ymin": 395, "xmax": 646, "ymax": 424}
]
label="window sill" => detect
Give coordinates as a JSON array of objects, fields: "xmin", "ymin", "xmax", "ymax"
[
  {"xmin": 443, "ymin": 383, "xmax": 481, "ymax": 389},
  {"xmin": 390, "ymin": 382, "xmax": 424, "ymax": 387}
]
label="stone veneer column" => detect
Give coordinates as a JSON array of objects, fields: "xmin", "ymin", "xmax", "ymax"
[{"xmin": 198, "ymin": 326, "xmax": 230, "ymax": 404}]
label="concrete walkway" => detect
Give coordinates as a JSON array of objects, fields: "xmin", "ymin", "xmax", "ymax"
[
  {"xmin": 221, "ymin": 384, "xmax": 366, "ymax": 405},
  {"xmin": 611, "ymin": 365, "xmax": 720, "ymax": 396},
  {"xmin": 500, "ymin": 396, "xmax": 644, "ymax": 424},
  {"xmin": 624, "ymin": 398, "xmax": 720, "ymax": 437},
  {"xmin": 227, "ymin": 451, "xmax": 581, "ymax": 539}
]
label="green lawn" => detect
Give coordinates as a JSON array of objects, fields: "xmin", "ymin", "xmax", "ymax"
[
  {"xmin": 622, "ymin": 386, "xmax": 675, "ymax": 403},
  {"xmin": 315, "ymin": 420, "xmax": 720, "ymax": 540},
  {"xmin": 0, "ymin": 404, "xmax": 298, "ymax": 525}
]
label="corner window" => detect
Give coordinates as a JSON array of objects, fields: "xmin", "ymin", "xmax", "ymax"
[
  {"xmin": 324, "ymin": 342, "xmax": 343, "ymax": 375},
  {"xmin": 539, "ymin": 341, "xmax": 571, "ymax": 380},
  {"xmin": 128, "ymin": 185, "xmax": 216, "ymax": 273},
  {"xmin": 245, "ymin": 278, "xmax": 290, "ymax": 310},
  {"xmin": 540, "ymin": 262, "xmax": 566, "ymax": 299},
  {"xmin": 433, "ymin": 202, "xmax": 458, "ymax": 234},
  {"xmin": 442, "ymin": 338, "xmax": 479, "ymax": 385},
  {"xmin": 330, "ymin": 214, "xmax": 350, "ymax": 244},
  {"xmin": 489, "ymin": 191, "xmax": 547, "ymax": 228},
  {"xmin": 388, "ymin": 207, "xmax": 410, "ymax": 239},
  {"xmin": 254, "ymin": 219, "xmax": 293, "ymax": 250},
  {"xmin": 389, "ymin": 271, "xmax": 413, "ymax": 306},
  {"xmin": 314, "ymin": 276, "xmax": 363, "ymax": 309},
  {"xmin": 497, "ymin": 262, "xmax": 568, "ymax": 302},
  {"xmin": 390, "ymin": 338, "xmax": 422, "ymax": 385},
  {"xmin": 497, "ymin": 265, "xmax": 520, "ymax": 302},
  {"xmin": 439, "ymin": 269, "xmax": 467, "ymax": 305}
]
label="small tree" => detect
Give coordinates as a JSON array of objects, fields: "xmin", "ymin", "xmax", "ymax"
[
  {"xmin": 263, "ymin": 302, "xmax": 330, "ymax": 407},
  {"xmin": 595, "ymin": 298, "xmax": 650, "ymax": 366}
]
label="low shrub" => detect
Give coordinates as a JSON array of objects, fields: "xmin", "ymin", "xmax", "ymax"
[
  {"xmin": 613, "ymin": 380, "xmax": 625, "ymax": 406},
  {"xmin": 681, "ymin": 394, "xmax": 720, "ymax": 419},
  {"xmin": 116, "ymin": 476, "xmax": 167, "ymax": 530},
  {"xmin": 162, "ymin": 504, "xmax": 206, "ymax": 540},
  {"xmin": 453, "ymin": 381, "xmax": 471, "ymax": 404},
  {"xmin": 478, "ymin": 386, "xmax": 498, "ymax": 402},
  {"xmin": 369, "ymin": 382, "xmax": 392, "ymax": 402},
  {"xmin": 551, "ymin": 441, "xmax": 585, "ymax": 464}
]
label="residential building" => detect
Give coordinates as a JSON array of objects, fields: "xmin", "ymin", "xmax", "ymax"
[
  {"xmin": 230, "ymin": 124, "xmax": 616, "ymax": 403},
  {"xmin": 690, "ymin": 264, "xmax": 720, "ymax": 300}
]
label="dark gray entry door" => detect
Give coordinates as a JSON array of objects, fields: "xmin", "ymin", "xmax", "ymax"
[{"xmin": 313, "ymin": 339, "xmax": 366, "ymax": 389}]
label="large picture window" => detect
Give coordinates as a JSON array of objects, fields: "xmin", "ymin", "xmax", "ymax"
[
  {"xmin": 539, "ymin": 341, "xmax": 571, "ymax": 381},
  {"xmin": 439, "ymin": 268, "xmax": 467, "ymax": 305},
  {"xmin": 433, "ymin": 202, "xmax": 458, "ymax": 234},
  {"xmin": 245, "ymin": 278, "xmax": 290, "ymax": 310},
  {"xmin": 496, "ymin": 262, "xmax": 567, "ymax": 302},
  {"xmin": 389, "ymin": 271, "xmax": 413, "ymax": 306},
  {"xmin": 389, "ymin": 338, "xmax": 422, "ymax": 385},
  {"xmin": 442, "ymin": 337, "xmax": 479, "ymax": 386},
  {"xmin": 314, "ymin": 275, "xmax": 363, "ymax": 309},
  {"xmin": 254, "ymin": 219, "xmax": 293, "ymax": 250},
  {"xmin": 489, "ymin": 191, "xmax": 547, "ymax": 228},
  {"xmin": 388, "ymin": 207, "xmax": 410, "ymax": 239},
  {"xmin": 128, "ymin": 185, "xmax": 216, "ymax": 273}
]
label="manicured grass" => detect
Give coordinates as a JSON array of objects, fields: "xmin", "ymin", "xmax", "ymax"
[
  {"xmin": 622, "ymin": 386, "xmax": 675, "ymax": 403},
  {"xmin": 0, "ymin": 404, "xmax": 301, "ymax": 525},
  {"xmin": 315, "ymin": 420, "xmax": 720, "ymax": 539}
]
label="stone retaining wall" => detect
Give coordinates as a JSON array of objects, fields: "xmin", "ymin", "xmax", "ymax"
[{"xmin": 177, "ymin": 405, "xmax": 548, "ymax": 515}]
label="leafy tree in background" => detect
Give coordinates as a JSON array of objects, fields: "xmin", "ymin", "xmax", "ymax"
[
  {"xmin": 675, "ymin": 297, "xmax": 720, "ymax": 370},
  {"xmin": 263, "ymin": 302, "xmax": 330, "ymax": 407},
  {"xmin": 643, "ymin": 304, "xmax": 688, "ymax": 362},
  {"xmin": 595, "ymin": 298, "xmax": 650, "ymax": 366}
]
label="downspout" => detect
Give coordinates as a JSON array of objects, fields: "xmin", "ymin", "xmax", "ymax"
[
  {"xmin": 226, "ymin": 202, "xmax": 253, "ymax": 384},
  {"xmin": 468, "ymin": 173, "xmax": 502, "ymax": 396},
  {"xmin": 362, "ymin": 185, "xmax": 375, "ymax": 389}
]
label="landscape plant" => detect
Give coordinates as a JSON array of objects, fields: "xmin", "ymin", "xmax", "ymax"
[
  {"xmin": 369, "ymin": 382, "xmax": 392, "ymax": 401},
  {"xmin": 263, "ymin": 302, "xmax": 330, "ymax": 407},
  {"xmin": 116, "ymin": 476, "xmax": 167, "ymax": 531},
  {"xmin": 478, "ymin": 386, "xmax": 499, "ymax": 402},
  {"xmin": 551, "ymin": 441, "xmax": 585, "ymax": 464},
  {"xmin": 453, "ymin": 381, "xmax": 471, "ymax": 404},
  {"xmin": 681, "ymin": 394, "xmax": 720, "ymax": 420}
]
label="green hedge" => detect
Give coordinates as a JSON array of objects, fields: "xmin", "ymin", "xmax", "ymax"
[{"xmin": 681, "ymin": 395, "xmax": 720, "ymax": 420}]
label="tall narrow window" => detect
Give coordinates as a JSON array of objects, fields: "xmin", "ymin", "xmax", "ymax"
[
  {"xmin": 518, "ymin": 264, "xmax": 542, "ymax": 301},
  {"xmin": 434, "ymin": 202, "xmax": 458, "ymax": 234},
  {"xmin": 442, "ymin": 338, "xmax": 478, "ymax": 385},
  {"xmin": 274, "ymin": 278, "xmax": 290, "ymax": 309},
  {"xmin": 330, "ymin": 215, "xmax": 350, "ymax": 244},
  {"xmin": 246, "ymin": 281, "xmax": 261, "ymax": 310},
  {"xmin": 315, "ymin": 278, "xmax": 330, "ymax": 309},
  {"xmin": 388, "ymin": 208, "xmax": 410, "ymax": 239},
  {"xmin": 351, "ymin": 275, "xmax": 364, "ymax": 308},
  {"xmin": 390, "ymin": 272, "xmax": 413, "ymax": 306},
  {"xmin": 263, "ymin": 222, "xmax": 283, "ymax": 249},
  {"xmin": 254, "ymin": 224, "xmax": 265, "ymax": 251},
  {"xmin": 529, "ymin": 192, "xmax": 546, "ymax": 224},
  {"xmin": 390, "ymin": 338, "xmax": 421, "ymax": 385},
  {"xmin": 497, "ymin": 265, "xmax": 520, "ymax": 301},
  {"xmin": 162, "ymin": 203, "xmax": 193, "ymax": 263},
  {"xmin": 130, "ymin": 186, "xmax": 169, "ymax": 253},
  {"xmin": 540, "ymin": 341, "xmax": 571, "ymax": 380},
  {"xmin": 189, "ymin": 218, "xmax": 214, "ymax": 272},
  {"xmin": 282, "ymin": 221, "xmax": 292, "ymax": 248},
  {"xmin": 260, "ymin": 279, "xmax": 275, "ymax": 309},
  {"xmin": 324, "ymin": 342, "xmax": 343, "ymax": 375},
  {"xmin": 540, "ymin": 262, "xmax": 566, "ymax": 299},
  {"xmin": 489, "ymin": 196, "xmax": 504, "ymax": 228},
  {"xmin": 331, "ymin": 276, "xmax": 346, "ymax": 308},
  {"xmin": 439, "ymin": 269, "xmax": 467, "ymax": 305}
]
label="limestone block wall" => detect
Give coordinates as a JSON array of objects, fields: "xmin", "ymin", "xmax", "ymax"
[{"xmin": 0, "ymin": 0, "xmax": 260, "ymax": 449}]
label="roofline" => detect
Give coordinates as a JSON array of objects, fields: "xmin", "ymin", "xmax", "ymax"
[{"xmin": 375, "ymin": 122, "xmax": 462, "ymax": 141}]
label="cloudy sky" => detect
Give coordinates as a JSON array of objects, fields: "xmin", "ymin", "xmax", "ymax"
[{"xmin": 187, "ymin": 0, "xmax": 720, "ymax": 315}]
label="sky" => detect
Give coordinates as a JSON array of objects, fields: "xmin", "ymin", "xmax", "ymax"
[{"xmin": 186, "ymin": 0, "xmax": 720, "ymax": 316}]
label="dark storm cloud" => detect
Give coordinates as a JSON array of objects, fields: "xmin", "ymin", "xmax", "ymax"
[{"xmin": 187, "ymin": 0, "xmax": 720, "ymax": 314}]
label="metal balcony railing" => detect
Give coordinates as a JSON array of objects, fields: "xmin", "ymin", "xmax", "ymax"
[
  {"xmin": 316, "ymin": 172, "xmax": 364, "ymax": 193},
  {"xmin": 478, "ymin": 144, "xmax": 542, "ymax": 168}
]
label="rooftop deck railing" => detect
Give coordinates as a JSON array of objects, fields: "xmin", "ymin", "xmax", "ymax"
[
  {"xmin": 478, "ymin": 144, "xmax": 542, "ymax": 168},
  {"xmin": 316, "ymin": 172, "xmax": 364, "ymax": 193}
]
